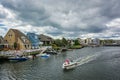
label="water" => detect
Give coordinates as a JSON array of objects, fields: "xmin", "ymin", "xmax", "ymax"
[{"xmin": 0, "ymin": 47, "xmax": 120, "ymax": 80}]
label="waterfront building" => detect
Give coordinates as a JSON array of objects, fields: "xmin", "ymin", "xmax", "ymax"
[
  {"xmin": 92, "ymin": 38, "xmax": 100, "ymax": 45},
  {"xmin": 27, "ymin": 33, "xmax": 43, "ymax": 49},
  {"xmin": 102, "ymin": 39, "xmax": 120, "ymax": 46},
  {"xmin": 0, "ymin": 36, "xmax": 8, "ymax": 50},
  {"xmin": 67, "ymin": 39, "xmax": 75, "ymax": 46},
  {"xmin": 85, "ymin": 38, "xmax": 92, "ymax": 45},
  {"xmin": 114, "ymin": 40, "xmax": 120, "ymax": 45},
  {"xmin": 77, "ymin": 38, "xmax": 86, "ymax": 45},
  {"xmin": 38, "ymin": 34, "xmax": 53, "ymax": 46},
  {"xmin": 4, "ymin": 29, "xmax": 31, "ymax": 50}
]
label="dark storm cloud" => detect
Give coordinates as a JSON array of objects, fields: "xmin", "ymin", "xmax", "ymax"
[
  {"xmin": 0, "ymin": 0, "xmax": 120, "ymax": 38},
  {"xmin": 100, "ymin": 0, "xmax": 120, "ymax": 19},
  {"xmin": 87, "ymin": 25, "xmax": 108, "ymax": 33},
  {"xmin": 47, "ymin": 31, "xmax": 63, "ymax": 36}
]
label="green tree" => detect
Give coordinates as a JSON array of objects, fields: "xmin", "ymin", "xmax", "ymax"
[
  {"xmin": 62, "ymin": 37, "xmax": 68, "ymax": 47},
  {"xmin": 14, "ymin": 42, "xmax": 17, "ymax": 50},
  {"xmin": 54, "ymin": 39, "xmax": 63, "ymax": 47},
  {"xmin": 74, "ymin": 39, "xmax": 80, "ymax": 45}
]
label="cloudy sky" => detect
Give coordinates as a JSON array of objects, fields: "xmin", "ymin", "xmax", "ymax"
[{"xmin": 0, "ymin": 0, "xmax": 120, "ymax": 39}]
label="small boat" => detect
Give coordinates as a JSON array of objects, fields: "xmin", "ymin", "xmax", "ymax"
[
  {"xmin": 27, "ymin": 55, "xmax": 33, "ymax": 59},
  {"xmin": 40, "ymin": 53, "xmax": 50, "ymax": 58},
  {"xmin": 8, "ymin": 56, "xmax": 28, "ymax": 61},
  {"xmin": 62, "ymin": 59, "xmax": 77, "ymax": 70},
  {"xmin": 44, "ymin": 48, "xmax": 58, "ymax": 55},
  {"xmin": 61, "ymin": 48, "xmax": 67, "ymax": 52}
]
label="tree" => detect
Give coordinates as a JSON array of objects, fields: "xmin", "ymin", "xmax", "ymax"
[
  {"xmin": 74, "ymin": 39, "xmax": 80, "ymax": 45},
  {"xmin": 54, "ymin": 39, "xmax": 63, "ymax": 47},
  {"xmin": 14, "ymin": 42, "xmax": 17, "ymax": 50},
  {"xmin": 62, "ymin": 37, "xmax": 68, "ymax": 47}
]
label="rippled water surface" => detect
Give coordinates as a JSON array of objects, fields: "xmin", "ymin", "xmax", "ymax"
[{"xmin": 0, "ymin": 47, "xmax": 120, "ymax": 80}]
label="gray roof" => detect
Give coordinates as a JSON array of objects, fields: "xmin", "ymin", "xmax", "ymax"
[
  {"xmin": 0, "ymin": 36, "xmax": 7, "ymax": 44},
  {"xmin": 38, "ymin": 34, "xmax": 53, "ymax": 42},
  {"xmin": 11, "ymin": 29, "xmax": 31, "ymax": 44}
]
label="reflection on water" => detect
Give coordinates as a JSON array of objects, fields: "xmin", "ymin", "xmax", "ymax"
[{"xmin": 1, "ymin": 47, "xmax": 120, "ymax": 80}]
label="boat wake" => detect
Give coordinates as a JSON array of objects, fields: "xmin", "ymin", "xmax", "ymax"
[
  {"xmin": 75, "ymin": 48, "xmax": 120, "ymax": 67},
  {"xmin": 75, "ymin": 54, "xmax": 99, "ymax": 67}
]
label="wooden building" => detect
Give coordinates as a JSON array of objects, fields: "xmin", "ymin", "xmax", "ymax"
[{"xmin": 4, "ymin": 29, "xmax": 31, "ymax": 50}]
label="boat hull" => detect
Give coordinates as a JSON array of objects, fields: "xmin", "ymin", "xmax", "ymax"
[
  {"xmin": 62, "ymin": 62, "xmax": 77, "ymax": 70},
  {"xmin": 8, "ymin": 57, "xmax": 28, "ymax": 61},
  {"xmin": 41, "ymin": 54, "xmax": 50, "ymax": 58},
  {"xmin": 37, "ymin": 53, "xmax": 50, "ymax": 58}
]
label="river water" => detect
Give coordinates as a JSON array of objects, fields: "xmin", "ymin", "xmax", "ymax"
[{"xmin": 0, "ymin": 47, "xmax": 120, "ymax": 80}]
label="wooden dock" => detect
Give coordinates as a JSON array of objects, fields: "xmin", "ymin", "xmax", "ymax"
[{"xmin": 0, "ymin": 48, "xmax": 48, "ymax": 62}]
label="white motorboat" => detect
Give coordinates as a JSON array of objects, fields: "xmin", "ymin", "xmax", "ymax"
[
  {"xmin": 62, "ymin": 59, "xmax": 77, "ymax": 70},
  {"xmin": 40, "ymin": 53, "xmax": 50, "ymax": 58},
  {"xmin": 37, "ymin": 53, "xmax": 50, "ymax": 58}
]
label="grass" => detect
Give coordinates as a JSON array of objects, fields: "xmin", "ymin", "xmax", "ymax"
[{"xmin": 69, "ymin": 45, "xmax": 83, "ymax": 49}]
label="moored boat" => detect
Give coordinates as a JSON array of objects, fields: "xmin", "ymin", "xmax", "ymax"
[
  {"xmin": 8, "ymin": 56, "xmax": 28, "ymax": 61},
  {"xmin": 40, "ymin": 53, "xmax": 50, "ymax": 58}
]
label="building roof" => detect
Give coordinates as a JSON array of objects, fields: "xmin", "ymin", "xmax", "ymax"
[
  {"xmin": 38, "ymin": 34, "xmax": 53, "ymax": 42},
  {"xmin": 10, "ymin": 29, "xmax": 30, "ymax": 44},
  {"xmin": 0, "ymin": 36, "xmax": 7, "ymax": 44}
]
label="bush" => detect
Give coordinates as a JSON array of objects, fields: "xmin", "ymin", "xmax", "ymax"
[{"xmin": 52, "ymin": 44, "xmax": 61, "ymax": 50}]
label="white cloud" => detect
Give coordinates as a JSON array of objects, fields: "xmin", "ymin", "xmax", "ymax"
[
  {"xmin": 0, "ymin": 4, "xmax": 15, "ymax": 19},
  {"xmin": 106, "ymin": 18, "xmax": 120, "ymax": 28},
  {"xmin": 0, "ymin": 0, "xmax": 120, "ymax": 39}
]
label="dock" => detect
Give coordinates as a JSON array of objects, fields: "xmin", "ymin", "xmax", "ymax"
[{"xmin": 0, "ymin": 47, "xmax": 48, "ymax": 62}]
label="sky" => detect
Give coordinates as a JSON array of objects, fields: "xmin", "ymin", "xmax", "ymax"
[{"xmin": 0, "ymin": 0, "xmax": 120, "ymax": 39}]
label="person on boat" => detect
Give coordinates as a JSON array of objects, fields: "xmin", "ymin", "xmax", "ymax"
[{"xmin": 65, "ymin": 59, "xmax": 70, "ymax": 64}]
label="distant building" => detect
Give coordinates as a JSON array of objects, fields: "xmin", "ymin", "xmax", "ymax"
[
  {"xmin": 77, "ymin": 38, "xmax": 86, "ymax": 45},
  {"xmin": 27, "ymin": 33, "xmax": 43, "ymax": 49},
  {"xmin": 114, "ymin": 40, "xmax": 120, "ymax": 45},
  {"xmin": 4, "ymin": 29, "xmax": 31, "ymax": 50},
  {"xmin": 38, "ymin": 34, "xmax": 53, "ymax": 45},
  {"xmin": 0, "ymin": 36, "xmax": 8, "ymax": 50},
  {"xmin": 67, "ymin": 39, "xmax": 75, "ymax": 46},
  {"xmin": 92, "ymin": 38, "xmax": 100, "ymax": 45},
  {"xmin": 85, "ymin": 38, "xmax": 92, "ymax": 45},
  {"xmin": 102, "ymin": 39, "xmax": 120, "ymax": 46}
]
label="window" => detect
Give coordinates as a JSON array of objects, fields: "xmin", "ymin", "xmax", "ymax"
[
  {"xmin": 21, "ymin": 36, "xmax": 26, "ymax": 42},
  {"xmin": 35, "ymin": 36, "xmax": 38, "ymax": 39},
  {"xmin": 8, "ymin": 34, "xmax": 10, "ymax": 37},
  {"xmin": 25, "ymin": 45, "xmax": 27, "ymax": 48},
  {"xmin": 8, "ymin": 34, "xmax": 12, "ymax": 38}
]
